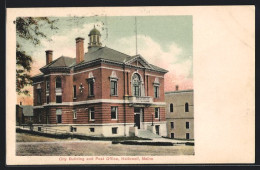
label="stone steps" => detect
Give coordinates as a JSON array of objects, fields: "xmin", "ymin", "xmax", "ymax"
[{"xmin": 137, "ymin": 130, "xmax": 162, "ymax": 139}]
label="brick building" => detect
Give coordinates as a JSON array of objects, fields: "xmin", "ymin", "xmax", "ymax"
[
  {"xmin": 32, "ymin": 27, "xmax": 168, "ymax": 137},
  {"xmin": 165, "ymin": 89, "xmax": 194, "ymax": 139}
]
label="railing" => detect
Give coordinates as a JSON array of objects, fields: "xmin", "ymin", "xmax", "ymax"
[{"xmin": 20, "ymin": 125, "xmax": 68, "ymax": 135}]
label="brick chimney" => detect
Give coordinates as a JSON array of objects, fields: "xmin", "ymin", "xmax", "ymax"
[
  {"xmin": 45, "ymin": 50, "xmax": 53, "ymax": 65},
  {"xmin": 175, "ymin": 85, "xmax": 179, "ymax": 91},
  {"xmin": 76, "ymin": 37, "xmax": 85, "ymax": 64}
]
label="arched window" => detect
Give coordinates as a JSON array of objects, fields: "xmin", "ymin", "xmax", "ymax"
[
  {"xmin": 170, "ymin": 103, "xmax": 173, "ymax": 112},
  {"xmin": 132, "ymin": 73, "xmax": 141, "ymax": 97},
  {"xmin": 56, "ymin": 77, "xmax": 62, "ymax": 88},
  {"xmin": 185, "ymin": 102, "xmax": 189, "ymax": 112}
]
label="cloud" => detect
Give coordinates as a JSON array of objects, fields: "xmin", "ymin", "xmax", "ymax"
[
  {"xmin": 109, "ymin": 35, "xmax": 193, "ymax": 91},
  {"xmin": 19, "ymin": 27, "xmax": 193, "ymax": 105}
]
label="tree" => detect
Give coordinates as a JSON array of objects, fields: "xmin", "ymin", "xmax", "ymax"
[{"xmin": 16, "ymin": 17, "xmax": 58, "ymax": 95}]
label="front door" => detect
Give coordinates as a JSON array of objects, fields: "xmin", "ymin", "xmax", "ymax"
[
  {"xmin": 155, "ymin": 125, "xmax": 160, "ymax": 135},
  {"xmin": 134, "ymin": 114, "xmax": 140, "ymax": 129}
]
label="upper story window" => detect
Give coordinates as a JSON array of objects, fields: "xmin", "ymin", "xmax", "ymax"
[
  {"xmin": 73, "ymin": 85, "xmax": 77, "ymax": 98},
  {"xmin": 46, "ymin": 80, "xmax": 50, "ymax": 91},
  {"xmin": 110, "ymin": 71, "xmax": 118, "ymax": 96},
  {"xmin": 185, "ymin": 102, "xmax": 189, "ymax": 112},
  {"xmin": 170, "ymin": 103, "xmax": 174, "ymax": 112},
  {"xmin": 132, "ymin": 73, "xmax": 141, "ymax": 97},
  {"xmin": 37, "ymin": 89, "xmax": 42, "ymax": 104},
  {"xmin": 89, "ymin": 107, "xmax": 95, "ymax": 121},
  {"xmin": 153, "ymin": 77, "xmax": 160, "ymax": 98},
  {"xmin": 87, "ymin": 72, "xmax": 95, "ymax": 97},
  {"xmin": 56, "ymin": 96, "xmax": 62, "ymax": 103},
  {"xmin": 171, "ymin": 122, "xmax": 174, "ymax": 129},
  {"xmin": 154, "ymin": 86, "xmax": 159, "ymax": 98},
  {"xmin": 56, "ymin": 77, "xmax": 62, "ymax": 88},
  {"xmin": 111, "ymin": 106, "xmax": 118, "ymax": 120},
  {"xmin": 155, "ymin": 107, "xmax": 160, "ymax": 119},
  {"xmin": 186, "ymin": 122, "xmax": 190, "ymax": 129},
  {"xmin": 36, "ymin": 84, "xmax": 42, "ymax": 105}
]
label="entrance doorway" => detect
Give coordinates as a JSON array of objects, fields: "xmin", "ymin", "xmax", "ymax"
[
  {"xmin": 134, "ymin": 114, "xmax": 140, "ymax": 129},
  {"xmin": 134, "ymin": 107, "xmax": 143, "ymax": 129},
  {"xmin": 155, "ymin": 125, "xmax": 160, "ymax": 135}
]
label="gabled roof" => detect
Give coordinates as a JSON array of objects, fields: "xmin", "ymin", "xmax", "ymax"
[{"xmin": 20, "ymin": 105, "xmax": 34, "ymax": 116}]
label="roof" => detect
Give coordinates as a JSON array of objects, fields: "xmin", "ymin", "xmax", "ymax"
[
  {"xmin": 84, "ymin": 46, "xmax": 131, "ymax": 63},
  {"xmin": 41, "ymin": 56, "xmax": 75, "ymax": 69},
  {"xmin": 38, "ymin": 46, "xmax": 168, "ymax": 74},
  {"xmin": 165, "ymin": 89, "xmax": 194, "ymax": 94},
  {"xmin": 20, "ymin": 105, "xmax": 34, "ymax": 116},
  {"xmin": 88, "ymin": 27, "xmax": 101, "ymax": 36}
]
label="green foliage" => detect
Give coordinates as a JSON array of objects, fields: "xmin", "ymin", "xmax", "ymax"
[{"xmin": 16, "ymin": 17, "xmax": 58, "ymax": 95}]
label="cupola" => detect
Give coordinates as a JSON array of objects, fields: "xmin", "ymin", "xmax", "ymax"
[{"xmin": 88, "ymin": 26, "xmax": 102, "ymax": 52}]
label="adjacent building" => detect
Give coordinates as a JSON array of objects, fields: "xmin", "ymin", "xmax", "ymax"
[
  {"xmin": 165, "ymin": 89, "xmax": 194, "ymax": 140},
  {"xmin": 32, "ymin": 27, "xmax": 168, "ymax": 137}
]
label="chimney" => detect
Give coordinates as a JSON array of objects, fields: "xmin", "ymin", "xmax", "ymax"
[
  {"xmin": 76, "ymin": 37, "xmax": 85, "ymax": 64},
  {"xmin": 20, "ymin": 101, "xmax": 22, "ymax": 105},
  {"xmin": 45, "ymin": 50, "xmax": 53, "ymax": 65},
  {"xmin": 175, "ymin": 85, "xmax": 179, "ymax": 91}
]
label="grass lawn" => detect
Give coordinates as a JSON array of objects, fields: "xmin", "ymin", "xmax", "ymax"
[{"xmin": 16, "ymin": 133, "xmax": 68, "ymax": 142}]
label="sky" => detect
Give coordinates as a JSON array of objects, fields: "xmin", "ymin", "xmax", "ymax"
[{"xmin": 17, "ymin": 16, "xmax": 193, "ymax": 105}]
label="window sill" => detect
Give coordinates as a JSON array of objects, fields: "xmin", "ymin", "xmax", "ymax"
[
  {"xmin": 73, "ymin": 98, "xmax": 77, "ymax": 100},
  {"xmin": 89, "ymin": 119, "xmax": 95, "ymax": 122},
  {"xmin": 73, "ymin": 118, "xmax": 77, "ymax": 120},
  {"xmin": 111, "ymin": 119, "xmax": 118, "ymax": 120},
  {"xmin": 88, "ymin": 95, "xmax": 95, "ymax": 98},
  {"xmin": 110, "ymin": 95, "xmax": 118, "ymax": 97}
]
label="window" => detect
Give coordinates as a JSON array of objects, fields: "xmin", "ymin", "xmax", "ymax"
[
  {"xmin": 111, "ymin": 106, "xmax": 118, "ymax": 119},
  {"xmin": 171, "ymin": 122, "xmax": 174, "ymax": 129},
  {"xmin": 56, "ymin": 77, "xmax": 61, "ymax": 88},
  {"xmin": 37, "ymin": 89, "xmax": 42, "ymax": 104},
  {"xmin": 89, "ymin": 107, "xmax": 95, "ymax": 121},
  {"xmin": 56, "ymin": 109, "xmax": 62, "ymax": 123},
  {"xmin": 46, "ymin": 96, "xmax": 49, "ymax": 104},
  {"xmin": 56, "ymin": 96, "xmax": 62, "ymax": 103},
  {"xmin": 154, "ymin": 86, "xmax": 159, "ymax": 98},
  {"xmin": 70, "ymin": 126, "xmax": 77, "ymax": 132},
  {"xmin": 46, "ymin": 80, "xmax": 50, "ymax": 91},
  {"xmin": 186, "ymin": 122, "xmax": 190, "ymax": 129},
  {"xmin": 112, "ymin": 127, "xmax": 118, "ymax": 134},
  {"xmin": 185, "ymin": 103, "xmax": 189, "ymax": 112},
  {"xmin": 170, "ymin": 103, "xmax": 173, "ymax": 112},
  {"xmin": 171, "ymin": 133, "xmax": 174, "ymax": 139},
  {"xmin": 90, "ymin": 128, "xmax": 95, "ymax": 132},
  {"xmin": 73, "ymin": 85, "xmax": 77, "ymax": 98},
  {"xmin": 186, "ymin": 133, "xmax": 190, "ymax": 139},
  {"xmin": 39, "ymin": 115, "xmax": 41, "ymax": 122},
  {"xmin": 88, "ymin": 80, "xmax": 94, "ymax": 96},
  {"xmin": 155, "ymin": 108, "xmax": 160, "ymax": 119},
  {"xmin": 73, "ymin": 110, "xmax": 77, "ymax": 119},
  {"xmin": 110, "ymin": 81, "xmax": 117, "ymax": 96},
  {"xmin": 132, "ymin": 73, "xmax": 141, "ymax": 97}
]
